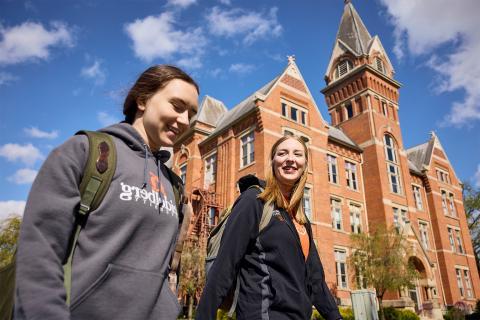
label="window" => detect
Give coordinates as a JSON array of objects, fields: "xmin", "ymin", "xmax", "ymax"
[
  {"xmin": 419, "ymin": 222, "xmax": 429, "ymax": 249},
  {"xmin": 204, "ymin": 154, "xmax": 217, "ymax": 188},
  {"xmin": 208, "ymin": 207, "xmax": 216, "ymax": 225},
  {"xmin": 281, "ymin": 101, "xmax": 308, "ymax": 125},
  {"xmin": 412, "ymin": 185, "xmax": 423, "ymax": 210},
  {"xmin": 393, "ymin": 207, "xmax": 407, "ymax": 229},
  {"xmin": 346, "ymin": 103, "xmax": 353, "ymax": 119},
  {"xmin": 335, "ymin": 249, "xmax": 348, "ymax": 289},
  {"xmin": 241, "ymin": 131, "xmax": 255, "ymax": 167},
  {"xmin": 334, "ymin": 60, "xmax": 354, "ymax": 79},
  {"xmin": 384, "ymin": 135, "xmax": 402, "ymax": 194},
  {"xmin": 464, "ymin": 270, "xmax": 473, "ymax": 298},
  {"xmin": 301, "ymin": 111, "xmax": 307, "ymax": 125},
  {"xmin": 448, "ymin": 227, "xmax": 456, "ymax": 252},
  {"xmin": 382, "ymin": 101, "xmax": 388, "ymax": 117},
  {"xmin": 456, "ymin": 230, "xmax": 465, "ymax": 254},
  {"xmin": 345, "ymin": 161, "xmax": 358, "ymax": 190},
  {"xmin": 350, "ymin": 204, "xmax": 362, "ymax": 234},
  {"xmin": 384, "ymin": 135, "xmax": 397, "ymax": 163},
  {"xmin": 437, "ymin": 169, "xmax": 450, "ymax": 184},
  {"xmin": 375, "ymin": 57, "xmax": 385, "ymax": 74},
  {"xmin": 388, "ymin": 164, "xmax": 402, "ymax": 194},
  {"xmin": 327, "ymin": 155, "xmax": 338, "ymax": 184},
  {"xmin": 291, "ymin": 107, "xmax": 298, "ymax": 122},
  {"xmin": 441, "ymin": 191, "xmax": 449, "ymax": 215},
  {"xmin": 331, "ymin": 198, "xmax": 342, "ymax": 230},
  {"xmin": 179, "ymin": 164, "xmax": 187, "ymax": 183},
  {"xmin": 449, "ymin": 193, "xmax": 457, "ymax": 216},
  {"xmin": 303, "ymin": 187, "xmax": 312, "ymax": 220},
  {"xmin": 456, "ymin": 269, "xmax": 465, "ymax": 297}
]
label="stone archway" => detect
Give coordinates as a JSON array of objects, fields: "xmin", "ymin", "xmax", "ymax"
[{"xmin": 408, "ymin": 256, "xmax": 427, "ymax": 311}]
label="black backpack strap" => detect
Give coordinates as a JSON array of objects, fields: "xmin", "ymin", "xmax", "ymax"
[
  {"xmin": 165, "ymin": 166, "xmax": 191, "ymax": 291},
  {"xmin": 63, "ymin": 131, "xmax": 117, "ymax": 306}
]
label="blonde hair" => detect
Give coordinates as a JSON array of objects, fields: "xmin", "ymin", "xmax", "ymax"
[{"xmin": 258, "ymin": 135, "xmax": 309, "ymax": 224}]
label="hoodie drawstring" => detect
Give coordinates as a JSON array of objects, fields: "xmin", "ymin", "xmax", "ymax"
[{"xmin": 141, "ymin": 144, "xmax": 148, "ymax": 189}]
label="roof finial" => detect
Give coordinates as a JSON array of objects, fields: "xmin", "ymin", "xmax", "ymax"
[
  {"xmin": 344, "ymin": 0, "xmax": 351, "ymax": 4},
  {"xmin": 287, "ymin": 55, "xmax": 296, "ymax": 64}
]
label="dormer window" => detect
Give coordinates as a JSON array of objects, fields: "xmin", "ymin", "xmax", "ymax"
[
  {"xmin": 334, "ymin": 59, "xmax": 353, "ymax": 79},
  {"xmin": 374, "ymin": 57, "xmax": 385, "ymax": 74}
]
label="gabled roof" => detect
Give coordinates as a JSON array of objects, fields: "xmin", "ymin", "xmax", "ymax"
[
  {"xmin": 336, "ymin": 1, "xmax": 372, "ymax": 56},
  {"xmin": 206, "ymin": 76, "xmax": 279, "ymax": 138},
  {"xmin": 407, "ymin": 139, "xmax": 434, "ymax": 174},
  {"xmin": 192, "ymin": 95, "xmax": 227, "ymax": 126},
  {"xmin": 328, "ymin": 126, "xmax": 362, "ymax": 152}
]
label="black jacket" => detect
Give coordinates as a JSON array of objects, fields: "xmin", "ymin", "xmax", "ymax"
[{"xmin": 196, "ymin": 188, "xmax": 342, "ymax": 320}]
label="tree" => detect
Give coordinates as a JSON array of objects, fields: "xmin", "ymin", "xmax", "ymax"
[
  {"xmin": 463, "ymin": 182, "xmax": 480, "ymax": 273},
  {"xmin": 0, "ymin": 215, "xmax": 21, "ymax": 268},
  {"xmin": 349, "ymin": 225, "xmax": 418, "ymax": 320},
  {"xmin": 179, "ymin": 239, "xmax": 206, "ymax": 319}
]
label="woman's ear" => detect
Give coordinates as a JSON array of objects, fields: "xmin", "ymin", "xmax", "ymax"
[{"xmin": 137, "ymin": 98, "xmax": 146, "ymax": 112}]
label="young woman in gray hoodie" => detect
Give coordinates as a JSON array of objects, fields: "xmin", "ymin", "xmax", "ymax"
[{"xmin": 14, "ymin": 65, "xmax": 199, "ymax": 320}]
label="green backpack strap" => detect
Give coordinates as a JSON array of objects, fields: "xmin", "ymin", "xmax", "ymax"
[
  {"xmin": 165, "ymin": 166, "xmax": 190, "ymax": 291},
  {"xmin": 63, "ymin": 131, "xmax": 117, "ymax": 306}
]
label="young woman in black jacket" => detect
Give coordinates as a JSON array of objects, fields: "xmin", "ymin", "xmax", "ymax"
[{"xmin": 196, "ymin": 135, "xmax": 342, "ymax": 320}]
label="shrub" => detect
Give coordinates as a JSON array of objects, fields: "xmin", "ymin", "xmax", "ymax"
[
  {"xmin": 444, "ymin": 306, "xmax": 466, "ymax": 320},
  {"xmin": 383, "ymin": 306, "xmax": 401, "ymax": 320},
  {"xmin": 311, "ymin": 309, "xmax": 326, "ymax": 320},
  {"xmin": 399, "ymin": 309, "xmax": 419, "ymax": 320},
  {"xmin": 340, "ymin": 306, "xmax": 355, "ymax": 320}
]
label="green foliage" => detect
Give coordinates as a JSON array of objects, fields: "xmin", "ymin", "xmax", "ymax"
[
  {"xmin": 311, "ymin": 309, "xmax": 326, "ymax": 320},
  {"xmin": 340, "ymin": 306, "xmax": 355, "ymax": 320},
  {"xmin": 0, "ymin": 215, "xmax": 21, "ymax": 268},
  {"xmin": 179, "ymin": 240, "xmax": 206, "ymax": 298},
  {"xmin": 216, "ymin": 309, "xmax": 236, "ymax": 320},
  {"xmin": 463, "ymin": 182, "xmax": 480, "ymax": 272},
  {"xmin": 349, "ymin": 224, "xmax": 418, "ymax": 320},
  {"xmin": 398, "ymin": 309, "xmax": 419, "ymax": 320}
]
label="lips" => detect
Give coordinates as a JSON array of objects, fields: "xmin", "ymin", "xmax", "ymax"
[
  {"xmin": 282, "ymin": 166, "xmax": 297, "ymax": 173},
  {"xmin": 167, "ymin": 125, "xmax": 179, "ymax": 135}
]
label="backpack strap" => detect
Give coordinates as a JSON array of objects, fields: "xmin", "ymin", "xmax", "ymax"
[
  {"xmin": 64, "ymin": 131, "xmax": 117, "ymax": 306},
  {"xmin": 165, "ymin": 166, "xmax": 191, "ymax": 291}
]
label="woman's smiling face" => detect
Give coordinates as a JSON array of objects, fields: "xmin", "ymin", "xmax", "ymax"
[{"xmin": 272, "ymin": 138, "xmax": 306, "ymax": 192}]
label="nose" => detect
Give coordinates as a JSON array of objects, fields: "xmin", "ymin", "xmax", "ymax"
[
  {"xmin": 177, "ymin": 110, "xmax": 189, "ymax": 128},
  {"xmin": 286, "ymin": 153, "xmax": 295, "ymax": 162}
]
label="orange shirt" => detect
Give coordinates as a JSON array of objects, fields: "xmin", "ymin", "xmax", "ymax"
[{"xmin": 293, "ymin": 218, "xmax": 310, "ymax": 261}]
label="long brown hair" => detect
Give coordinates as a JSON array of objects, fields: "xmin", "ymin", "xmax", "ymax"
[
  {"xmin": 123, "ymin": 65, "xmax": 199, "ymax": 124},
  {"xmin": 258, "ymin": 135, "xmax": 309, "ymax": 224}
]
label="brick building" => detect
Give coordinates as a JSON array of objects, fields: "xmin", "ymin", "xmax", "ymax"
[{"xmin": 172, "ymin": 1, "xmax": 479, "ymax": 317}]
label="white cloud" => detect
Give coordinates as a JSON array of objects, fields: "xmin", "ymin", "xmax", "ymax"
[
  {"xmin": 0, "ymin": 21, "xmax": 73, "ymax": 65},
  {"xmin": 97, "ymin": 112, "xmax": 121, "ymax": 127},
  {"xmin": 81, "ymin": 59, "xmax": 106, "ymax": 85},
  {"xmin": 0, "ymin": 201, "xmax": 25, "ymax": 221},
  {"xmin": 229, "ymin": 63, "xmax": 255, "ymax": 75},
  {"xmin": 125, "ymin": 12, "xmax": 207, "ymax": 63},
  {"xmin": 24, "ymin": 126, "xmax": 58, "ymax": 139},
  {"xmin": 0, "ymin": 71, "xmax": 18, "ymax": 85},
  {"xmin": 379, "ymin": 0, "xmax": 480, "ymax": 127},
  {"xmin": 8, "ymin": 168, "xmax": 37, "ymax": 185},
  {"xmin": 206, "ymin": 6, "xmax": 282, "ymax": 45},
  {"xmin": 166, "ymin": 0, "xmax": 196, "ymax": 9},
  {"xmin": 0, "ymin": 143, "xmax": 43, "ymax": 166},
  {"xmin": 218, "ymin": 0, "xmax": 231, "ymax": 5},
  {"xmin": 475, "ymin": 165, "xmax": 480, "ymax": 188},
  {"xmin": 177, "ymin": 56, "xmax": 202, "ymax": 69},
  {"xmin": 208, "ymin": 68, "xmax": 222, "ymax": 78}
]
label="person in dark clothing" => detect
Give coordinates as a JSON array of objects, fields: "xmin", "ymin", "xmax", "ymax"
[
  {"xmin": 14, "ymin": 65, "xmax": 199, "ymax": 320},
  {"xmin": 195, "ymin": 135, "xmax": 342, "ymax": 320}
]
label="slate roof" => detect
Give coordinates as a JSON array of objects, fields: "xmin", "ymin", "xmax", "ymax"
[
  {"xmin": 328, "ymin": 126, "xmax": 361, "ymax": 151},
  {"xmin": 192, "ymin": 95, "xmax": 227, "ymax": 126},
  {"xmin": 206, "ymin": 76, "xmax": 279, "ymax": 138},
  {"xmin": 406, "ymin": 139, "xmax": 434, "ymax": 174},
  {"xmin": 336, "ymin": 2, "xmax": 372, "ymax": 55}
]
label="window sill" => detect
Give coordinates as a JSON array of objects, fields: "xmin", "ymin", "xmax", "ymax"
[
  {"xmin": 332, "ymin": 228, "xmax": 349, "ymax": 235},
  {"xmin": 444, "ymin": 214, "xmax": 460, "ymax": 221},
  {"xmin": 239, "ymin": 161, "xmax": 256, "ymax": 172},
  {"xmin": 329, "ymin": 182, "xmax": 341, "ymax": 187}
]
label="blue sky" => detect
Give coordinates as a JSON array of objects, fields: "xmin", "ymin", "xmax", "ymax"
[{"xmin": 1, "ymin": 0, "xmax": 479, "ymax": 220}]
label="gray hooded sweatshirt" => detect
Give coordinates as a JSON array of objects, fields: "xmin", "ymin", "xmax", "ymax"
[{"xmin": 15, "ymin": 123, "xmax": 182, "ymax": 320}]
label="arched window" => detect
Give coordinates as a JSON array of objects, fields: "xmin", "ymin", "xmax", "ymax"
[
  {"xmin": 384, "ymin": 134, "xmax": 402, "ymax": 194},
  {"xmin": 334, "ymin": 59, "xmax": 354, "ymax": 79}
]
